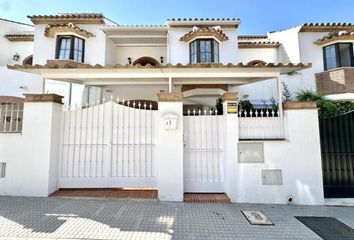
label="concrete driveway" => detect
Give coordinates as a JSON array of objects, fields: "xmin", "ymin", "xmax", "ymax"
[{"xmin": 0, "ymin": 196, "xmax": 353, "ymax": 240}]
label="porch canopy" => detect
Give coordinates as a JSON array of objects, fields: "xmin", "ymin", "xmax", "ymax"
[{"xmin": 8, "ymin": 60, "xmax": 311, "ymax": 87}]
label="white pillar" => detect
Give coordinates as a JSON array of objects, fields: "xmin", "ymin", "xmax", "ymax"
[
  {"xmin": 276, "ymin": 77, "xmax": 283, "ymax": 116},
  {"xmin": 156, "ymin": 93, "xmax": 184, "ymax": 201},
  {"xmin": 222, "ymin": 92, "xmax": 239, "ymax": 202},
  {"xmin": 168, "ymin": 77, "xmax": 172, "ymax": 93},
  {"xmin": 20, "ymin": 94, "xmax": 63, "ymax": 196}
]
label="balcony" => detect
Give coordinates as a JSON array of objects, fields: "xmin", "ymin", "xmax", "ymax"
[{"xmin": 315, "ymin": 67, "xmax": 354, "ymax": 95}]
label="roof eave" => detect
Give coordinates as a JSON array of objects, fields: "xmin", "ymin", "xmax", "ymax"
[{"xmin": 166, "ymin": 19, "xmax": 240, "ymax": 28}]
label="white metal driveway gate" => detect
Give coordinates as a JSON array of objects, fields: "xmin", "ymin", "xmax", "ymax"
[
  {"xmin": 59, "ymin": 101, "xmax": 157, "ymax": 188},
  {"xmin": 183, "ymin": 110, "xmax": 224, "ymax": 192}
]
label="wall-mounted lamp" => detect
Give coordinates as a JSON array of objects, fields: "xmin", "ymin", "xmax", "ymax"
[
  {"xmin": 128, "ymin": 57, "xmax": 132, "ymax": 64},
  {"xmin": 13, "ymin": 53, "xmax": 20, "ymax": 61},
  {"xmin": 160, "ymin": 56, "xmax": 164, "ymax": 64}
]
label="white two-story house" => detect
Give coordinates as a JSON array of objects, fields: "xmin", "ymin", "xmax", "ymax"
[
  {"xmin": 4, "ymin": 13, "xmax": 354, "ymax": 204},
  {"xmin": 2, "ymin": 13, "xmax": 354, "ymax": 108}
]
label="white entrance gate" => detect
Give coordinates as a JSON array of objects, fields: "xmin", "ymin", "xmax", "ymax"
[
  {"xmin": 59, "ymin": 101, "xmax": 157, "ymax": 188},
  {"xmin": 183, "ymin": 110, "xmax": 224, "ymax": 192}
]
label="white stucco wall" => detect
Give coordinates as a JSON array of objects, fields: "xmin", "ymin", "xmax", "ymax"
[
  {"xmin": 0, "ymin": 101, "xmax": 62, "ymax": 197},
  {"xmin": 237, "ymin": 48, "xmax": 278, "ymax": 64},
  {"xmin": 157, "ymin": 101, "xmax": 184, "ymax": 201},
  {"xmin": 297, "ymin": 32, "xmax": 332, "ymax": 92},
  {"xmin": 168, "ymin": 28, "xmax": 238, "ymax": 64},
  {"xmin": 114, "ymin": 46, "xmax": 166, "ymax": 65},
  {"xmin": 33, "ymin": 24, "xmax": 107, "ymax": 65},
  {"xmin": 0, "ymin": 67, "xmax": 42, "ymax": 97},
  {"xmin": 234, "ymin": 28, "xmax": 337, "ymax": 101},
  {"xmin": 231, "ymin": 79, "xmax": 278, "ymax": 101},
  {"xmin": 101, "ymin": 85, "xmax": 170, "ymax": 101},
  {"xmin": 0, "ymin": 19, "xmax": 41, "ymax": 97},
  {"xmin": 268, "ymin": 27, "xmax": 301, "ymax": 63},
  {"xmin": 0, "ymin": 19, "xmax": 34, "ymax": 66},
  {"xmin": 233, "ymin": 108, "xmax": 324, "ymax": 205}
]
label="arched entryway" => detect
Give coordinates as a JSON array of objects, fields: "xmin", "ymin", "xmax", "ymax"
[
  {"xmin": 133, "ymin": 56, "xmax": 160, "ymax": 66},
  {"xmin": 22, "ymin": 55, "xmax": 33, "ymax": 65}
]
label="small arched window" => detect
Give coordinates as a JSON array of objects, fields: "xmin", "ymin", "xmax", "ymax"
[
  {"xmin": 22, "ymin": 55, "xmax": 33, "ymax": 65},
  {"xmin": 247, "ymin": 60, "xmax": 267, "ymax": 66},
  {"xmin": 133, "ymin": 56, "xmax": 160, "ymax": 66}
]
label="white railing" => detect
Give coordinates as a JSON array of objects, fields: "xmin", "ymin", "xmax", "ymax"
[
  {"xmin": 238, "ymin": 109, "xmax": 285, "ymax": 140},
  {"xmin": 0, "ymin": 104, "xmax": 23, "ymax": 133}
]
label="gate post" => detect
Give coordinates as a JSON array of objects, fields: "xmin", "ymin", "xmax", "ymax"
[
  {"xmin": 222, "ymin": 92, "xmax": 239, "ymax": 202},
  {"xmin": 21, "ymin": 94, "xmax": 63, "ymax": 196},
  {"xmin": 156, "ymin": 93, "xmax": 184, "ymax": 201}
]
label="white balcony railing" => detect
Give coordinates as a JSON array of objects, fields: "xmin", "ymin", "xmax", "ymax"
[
  {"xmin": 0, "ymin": 104, "xmax": 23, "ymax": 133},
  {"xmin": 238, "ymin": 109, "xmax": 285, "ymax": 140}
]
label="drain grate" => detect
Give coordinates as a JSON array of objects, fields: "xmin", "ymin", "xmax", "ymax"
[{"xmin": 296, "ymin": 217, "xmax": 354, "ymax": 240}]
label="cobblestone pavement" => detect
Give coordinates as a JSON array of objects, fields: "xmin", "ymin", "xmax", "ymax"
[{"xmin": 0, "ymin": 196, "xmax": 353, "ymax": 240}]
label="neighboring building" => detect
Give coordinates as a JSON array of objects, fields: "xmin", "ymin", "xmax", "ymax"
[
  {"xmin": 0, "ymin": 18, "xmax": 41, "ymax": 97},
  {"xmin": 237, "ymin": 23, "xmax": 354, "ymax": 102}
]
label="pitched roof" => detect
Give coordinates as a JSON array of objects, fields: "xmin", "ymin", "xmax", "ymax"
[
  {"xmin": 314, "ymin": 31, "xmax": 354, "ymax": 45},
  {"xmin": 8, "ymin": 59, "xmax": 310, "ymax": 70},
  {"xmin": 180, "ymin": 27, "xmax": 229, "ymax": 42},
  {"xmin": 4, "ymin": 32, "xmax": 34, "ymax": 42},
  {"xmin": 238, "ymin": 41, "xmax": 280, "ymax": 48},
  {"xmin": 166, "ymin": 18, "xmax": 240, "ymax": 28},
  {"xmin": 300, "ymin": 23, "xmax": 354, "ymax": 32},
  {"xmin": 238, "ymin": 35, "xmax": 279, "ymax": 48},
  {"xmin": 28, "ymin": 13, "xmax": 105, "ymax": 24},
  {"xmin": 167, "ymin": 18, "xmax": 239, "ymax": 21},
  {"xmin": 238, "ymin": 35, "xmax": 268, "ymax": 40},
  {"xmin": 44, "ymin": 23, "xmax": 94, "ymax": 38}
]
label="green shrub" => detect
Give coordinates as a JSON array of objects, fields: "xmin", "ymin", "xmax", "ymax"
[{"xmin": 296, "ymin": 90, "xmax": 354, "ymax": 118}]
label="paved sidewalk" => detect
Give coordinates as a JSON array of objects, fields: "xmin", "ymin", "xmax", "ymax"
[{"xmin": 0, "ymin": 196, "xmax": 353, "ymax": 240}]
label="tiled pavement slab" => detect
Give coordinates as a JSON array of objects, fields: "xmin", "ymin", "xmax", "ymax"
[
  {"xmin": 50, "ymin": 189, "xmax": 158, "ymax": 200},
  {"xmin": 0, "ymin": 196, "xmax": 353, "ymax": 240},
  {"xmin": 184, "ymin": 193, "xmax": 230, "ymax": 203}
]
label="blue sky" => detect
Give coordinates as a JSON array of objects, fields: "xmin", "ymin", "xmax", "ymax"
[{"xmin": 1, "ymin": 0, "xmax": 354, "ymax": 34}]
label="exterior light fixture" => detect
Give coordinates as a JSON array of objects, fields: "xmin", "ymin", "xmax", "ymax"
[
  {"xmin": 128, "ymin": 57, "xmax": 132, "ymax": 64},
  {"xmin": 160, "ymin": 56, "xmax": 164, "ymax": 64},
  {"xmin": 13, "ymin": 53, "xmax": 20, "ymax": 61}
]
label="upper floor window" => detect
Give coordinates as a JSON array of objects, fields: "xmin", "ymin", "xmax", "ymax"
[
  {"xmin": 323, "ymin": 43, "xmax": 354, "ymax": 70},
  {"xmin": 190, "ymin": 39, "xmax": 219, "ymax": 64},
  {"xmin": 56, "ymin": 35, "xmax": 85, "ymax": 63}
]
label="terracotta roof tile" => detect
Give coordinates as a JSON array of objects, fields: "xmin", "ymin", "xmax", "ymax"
[
  {"xmin": 167, "ymin": 18, "xmax": 239, "ymax": 21},
  {"xmin": 238, "ymin": 41, "xmax": 280, "ymax": 48},
  {"xmin": 238, "ymin": 35, "xmax": 268, "ymax": 40},
  {"xmin": 180, "ymin": 27, "xmax": 229, "ymax": 42},
  {"xmin": 300, "ymin": 22, "xmax": 354, "ymax": 32},
  {"xmin": 28, "ymin": 13, "xmax": 105, "ymax": 24},
  {"xmin": 44, "ymin": 23, "xmax": 94, "ymax": 38},
  {"xmin": 4, "ymin": 32, "xmax": 34, "ymax": 42},
  {"xmin": 237, "ymin": 35, "xmax": 279, "ymax": 48},
  {"xmin": 314, "ymin": 31, "xmax": 354, "ymax": 45},
  {"xmin": 7, "ymin": 60, "xmax": 311, "ymax": 70}
]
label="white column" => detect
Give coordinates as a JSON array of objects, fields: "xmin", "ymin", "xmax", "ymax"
[
  {"xmin": 42, "ymin": 78, "xmax": 46, "ymax": 93},
  {"xmin": 156, "ymin": 93, "xmax": 184, "ymax": 201},
  {"xmin": 168, "ymin": 77, "xmax": 172, "ymax": 93},
  {"xmin": 276, "ymin": 77, "xmax": 283, "ymax": 116},
  {"xmin": 222, "ymin": 92, "xmax": 239, "ymax": 202},
  {"xmin": 19, "ymin": 94, "xmax": 63, "ymax": 196}
]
